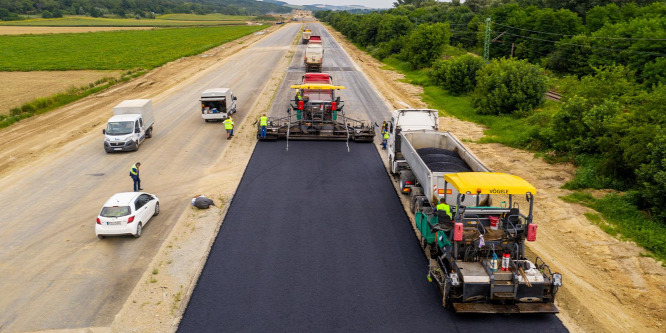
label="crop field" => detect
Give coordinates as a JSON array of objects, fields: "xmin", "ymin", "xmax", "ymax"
[
  {"xmin": 0, "ymin": 16, "xmax": 249, "ymax": 27},
  {"xmin": 157, "ymin": 14, "xmax": 254, "ymax": 21},
  {"xmin": 0, "ymin": 25, "xmax": 266, "ymax": 71}
]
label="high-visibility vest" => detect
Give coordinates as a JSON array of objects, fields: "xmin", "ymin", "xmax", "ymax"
[
  {"xmin": 436, "ymin": 203, "xmax": 452, "ymax": 218},
  {"xmin": 383, "ymin": 132, "xmax": 389, "ymax": 140},
  {"xmin": 224, "ymin": 118, "xmax": 233, "ymax": 129},
  {"xmin": 260, "ymin": 116, "xmax": 267, "ymax": 126},
  {"xmin": 130, "ymin": 164, "xmax": 138, "ymax": 176}
]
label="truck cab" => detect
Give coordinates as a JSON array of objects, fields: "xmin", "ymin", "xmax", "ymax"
[
  {"xmin": 387, "ymin": 109, "xmax": 439, "ymax": 173},
  {"xmin": 103, "ymin": 99, "xmax": 155, "ymax": 153},
  {"xmin": 200, "ymin": 88, "xmax": 237, "ymax": 122},
  {"xmin": 302, "ymin": 29, "xmax": 312, "ymax": 44}
]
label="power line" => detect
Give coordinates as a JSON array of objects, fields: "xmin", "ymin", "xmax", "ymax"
[
  {"xmin": 501, "ymin": 32, "xmax": 666, "ymax": 57},
  {"xmin": 492, "ymin": 21, "xmax": 666, "ymax": 41}
]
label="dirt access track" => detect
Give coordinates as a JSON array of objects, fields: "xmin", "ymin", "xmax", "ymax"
[
  {"xmin": 0, "ymin": 21, "xmax": 663, "ymax": 332},
  {"xmin": 323, "ymin": 26, "xmax": 666, "ymax": 333}
]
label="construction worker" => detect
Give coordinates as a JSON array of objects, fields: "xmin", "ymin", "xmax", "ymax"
[
  {"xmin": 229, "ymin": 116, "xmax": 235, "ymax": 137},
  {"xmin": 295, "ymin": 89, "xmax": 302, "ymax": 101},
  {"xmin": 382, "ymin": 131, "xmax": 389, "ymax": 149},
  {"xmin": 436, "ymin": 198, "xmax": 452, "ymax": 220},
  {"xmin": 223, "ymin": 117, "xmax": 234, "ymax": 140},
  {"xmin": 381, "ymin": 121, "xmax": 388, "ymax": 134},
  {"xmin": 129, "ymin": 162, "xmax": 143, "ymax": 192},
  {"xmin": 259, "ymin": 114, "xmax": 268, "ymax": 138}
]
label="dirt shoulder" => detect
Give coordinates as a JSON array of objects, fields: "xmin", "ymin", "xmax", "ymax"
[{"xmin": 325, "ymin": 24, "xmax": 666, "ymax": 333}]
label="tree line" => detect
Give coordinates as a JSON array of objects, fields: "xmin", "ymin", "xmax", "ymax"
[
  {"xmin": 0, "ymin": 0, "xmax": 290, "ymax": 20},
  {"xmin": 316, "ymin": 0, "xmax": 666, "ymax": 224}
]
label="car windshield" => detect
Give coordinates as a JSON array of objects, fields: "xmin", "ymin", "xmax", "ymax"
[
  {"xmin": 106, "ymin": 121, "xmax": 134, "ymax": 135},
  {"xmin": 100, "ymin": 206, "xmax": 131, "ymax": 217}
]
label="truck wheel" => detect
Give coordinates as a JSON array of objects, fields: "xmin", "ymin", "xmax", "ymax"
[
  {"xmin": 134, "ymin": 141, "xmax": 140, "ymax": 151},
  {"xmin": 146, "ymin": 128, "xmax": 153, "ymax": 138}
]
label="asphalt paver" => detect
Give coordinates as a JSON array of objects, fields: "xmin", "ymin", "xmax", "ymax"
[{"xmin": 178, "ymin": 141, "xmax": 567, "ymax": 332}]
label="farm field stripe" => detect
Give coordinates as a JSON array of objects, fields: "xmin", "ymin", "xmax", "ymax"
[{"xmin": 0, "ymin": 25, "xmax": 265, "ymax": 71}]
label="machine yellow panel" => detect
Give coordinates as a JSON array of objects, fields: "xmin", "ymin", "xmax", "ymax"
[{"xmin": 444, "ymin": 172, "xmax": 537, "ymax": 195}]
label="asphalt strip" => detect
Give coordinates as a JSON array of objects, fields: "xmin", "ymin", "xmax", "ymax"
[{"xmin": 178, "ymin": 141, "xmax": 567, "ymax": 332}]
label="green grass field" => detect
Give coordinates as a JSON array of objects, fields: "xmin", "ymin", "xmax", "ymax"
[
  {"xmin": 156, "ymin": 14, "xmax": 253, "ymax": 21},
  {"xmin": 0, "ymin": 25, "xmax": 266, "ymax": 71},
  {"xmin": 0, "ymin": 15, "xmax": 250, "ymax": 27}
]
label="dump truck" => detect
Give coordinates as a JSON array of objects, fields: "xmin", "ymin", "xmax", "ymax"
[
  {"xmin": 258, "ymin": 80, "xmax": 374, "ymax": 142},
  {"xmin": 103, "ymin": 99, "xmax": 155, "ymax": 153},
  {"xmin": 304, "ymin": 43, "xmax": 323, "ymax": 72},
  {"xmin": 302, "ymin": 29, "xmax": 311, "ymax": 44},
  {"xmin": 200, "ymin": 88, "xmax": 237, "ymax": 122},
  {"xmin": 387, "ymin": 109, "xmax": 562, "ymax": 314}
]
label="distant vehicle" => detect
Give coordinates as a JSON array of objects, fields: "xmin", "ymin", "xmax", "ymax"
[
  {"xmin": 103, "ymin": 99, "xmax": 155, "ymax": 153},
  {"xmin": 302, "ymin": 29, "xmax": 312, "ymax": 44},
  {"xmin": 304, "ymin": 43, "xmax": 323, "ymax": 72},
  {"xmin": 309, "ymin": 35, "xmax": 322, "ymax": 45},
  {"xmin": 96, "ymin": 192, "xmax": 160, "ymax": 239},
  {"xmin": 200, "ymin": 88, "xmax": 237, "ymax": 122}
]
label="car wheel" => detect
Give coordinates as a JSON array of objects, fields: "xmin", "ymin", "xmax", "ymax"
[
  {"xmin": 153, "ymin": 202, "xmax": 160, "ymax": 216},
  {"xmin": 134, "ymin": 223, "xmax": 142, "ymax": 238},
  {"xmin": 97, "ymin": 235, "xmax": 105, "ymax": 239}
]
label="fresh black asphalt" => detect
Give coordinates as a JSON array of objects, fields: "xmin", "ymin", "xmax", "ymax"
[{"xmin": 177, "ymin": 141, "xmax": 567, "ymax": 332}]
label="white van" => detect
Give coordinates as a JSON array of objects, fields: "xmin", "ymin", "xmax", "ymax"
[
  {"xmin": 200, "ymin": 88, "xmax": 237, "ymax": 122},
  {"xmin": 103, "ymin": 99, "xmax": 155, "ymax": 152}
]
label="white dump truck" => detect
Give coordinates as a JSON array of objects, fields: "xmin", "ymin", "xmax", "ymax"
[
  {"xmin": 103, "ymin": 99, "xmax": 154, "ymax": 153},
  {"xmin": 304, "ymin": 43, "xmax": 323, "ymax": 72},
  {"xmin": 200, "ymin": 88, "xmax": 237, "ymax": 122}
]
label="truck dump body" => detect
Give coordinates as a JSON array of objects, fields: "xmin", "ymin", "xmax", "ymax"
[
  {"xmin": 304, "ymin": 44, "xmax": 323, "ymax": 72},
  {"xmin": 399, "ymin": 131, "xmax": 488, "ymax": 205}
]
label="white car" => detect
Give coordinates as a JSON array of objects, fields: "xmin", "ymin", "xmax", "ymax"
[{"xmin": 96, "ymin": 192, "xmax": 159, "ymax": 239}]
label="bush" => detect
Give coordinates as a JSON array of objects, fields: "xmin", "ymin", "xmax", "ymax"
[
  {"xmin": 429, "ymin": 54, "xmax": 484, "ymax": 95},
  {"xmin": 472, "ymin": 58, "xmax": 546, "ymax": 116},
  {"xmin": 42, "ymin": 10, "xmax": 53, "ymax": 19},
  {"xmin": 404, "ymin": 23, "xmax": 452, "ymax": 69}
]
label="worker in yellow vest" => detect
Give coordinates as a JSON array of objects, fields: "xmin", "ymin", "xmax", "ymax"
[
  {"xmin": 259, "ymin": 114, "xmax": 268, "ymax": 138},
  {"xmin": 382, "ymin": 131, "xmax": 389, "ymax": 149},
  {"xmin": 436, "ymin": 199, "xmax": 452, "ymax": 221},
  {"xmin": 223, "ymin": 117, "xmax": 234, "ymax": 140}
]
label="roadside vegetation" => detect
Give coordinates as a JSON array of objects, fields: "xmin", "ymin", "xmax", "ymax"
[
  {"xmin": 317, "ymin": 0, "xmax": 666, "ymax": 257},
  {"xmin": 0, "ymin": 25, "xmax": 265, "ymax": 71}
]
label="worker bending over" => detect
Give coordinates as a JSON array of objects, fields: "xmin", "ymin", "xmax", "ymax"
[{"xmin": 223, "ymin": 117, "xmax": 234, "ymax": 140}]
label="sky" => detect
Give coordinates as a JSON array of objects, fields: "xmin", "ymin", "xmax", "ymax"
[{"xmin": 283, "ymin": 0, "xmax": 397, "ymax": 9}]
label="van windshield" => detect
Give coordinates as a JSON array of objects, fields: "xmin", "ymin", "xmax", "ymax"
[
  {"xmin": 100, "ymin": 206, "xmax": 131, "ymax": 217},
  {"xmin": 106, "ymin": 121, "xmax": 134, "ymax": 135}
]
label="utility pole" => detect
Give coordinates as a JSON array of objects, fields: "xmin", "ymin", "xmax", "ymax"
[
  {"xmin": 483, "ymin": 17, "xmax": 491, "ymax": 62},
  {"xmin": 510, "ymin": 43, "xmax": 515, "ymax": 58}
]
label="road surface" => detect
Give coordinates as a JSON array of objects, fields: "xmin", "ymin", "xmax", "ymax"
[
  {"xmin": 177, "ymin": 23, "xmax": 567, "ymax": 332},
  {"xmin": 0, "ymin": 23, "xmax": 300, "ymax": 332}
]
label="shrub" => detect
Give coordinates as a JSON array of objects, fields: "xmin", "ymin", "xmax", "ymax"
[
  {"xmin": 472, "ymin": 58, "xmax": 546, "ymax": 116},
  {"xmin": 430, "ymin": 54, "xmax": 484, "ymax": 95},
  {"xmin": 404, "ymin": 23, "xmax": 452, "ymax": 69}
]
